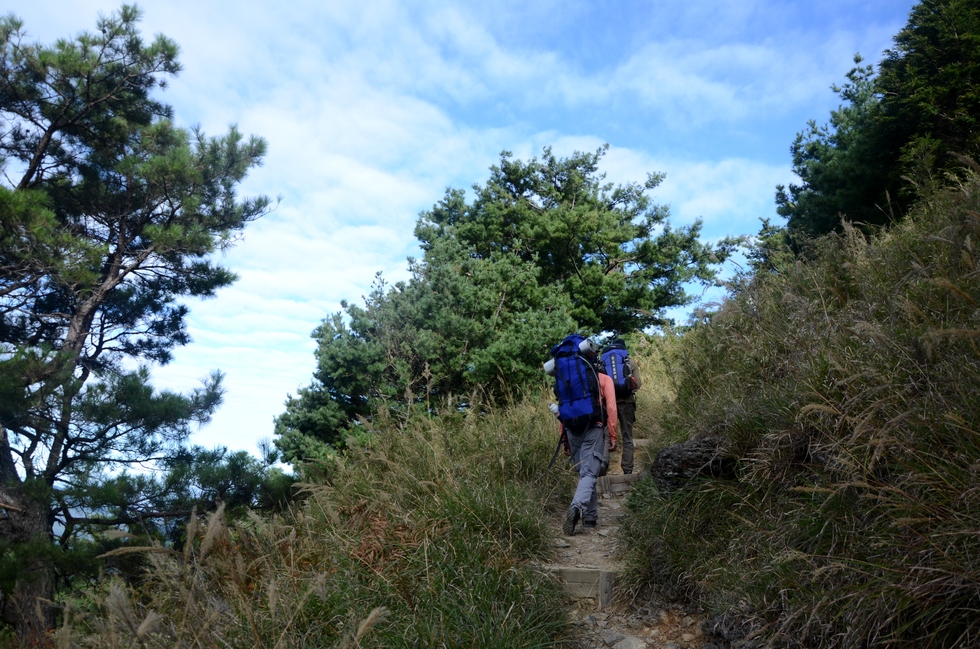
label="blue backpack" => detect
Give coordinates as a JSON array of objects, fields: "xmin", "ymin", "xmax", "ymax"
[
  {"xmin": 602, "ymin": 340, "xmax": 636, "ymax": 399},
  {"xmin": 551, "ymin": 334, "xmax": 603, "ymax": 434}
]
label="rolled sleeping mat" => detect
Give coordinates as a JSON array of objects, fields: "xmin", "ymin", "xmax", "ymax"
[{"xmin": 543, "ymin": 358, "xmax": 556, "ymax": 376}]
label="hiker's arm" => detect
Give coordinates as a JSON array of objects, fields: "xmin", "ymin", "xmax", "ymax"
[
  {"xmin": 628, "ymin": 358, "xmax": 642, "ymax": 390},
  {"xmin": 599, "ymin": 374, "xmax": 618, "ymax": 448}
]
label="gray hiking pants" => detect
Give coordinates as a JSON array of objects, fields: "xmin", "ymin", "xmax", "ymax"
[{"xmin": 568, "ymin": 423, "xmax": 604, "ymax": 524}]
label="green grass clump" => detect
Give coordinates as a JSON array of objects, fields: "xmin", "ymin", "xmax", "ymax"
[
  {"xmin": 622, "ymin": 174, "xmax": 980, "ymax": 648},
  {"xmin": 52, "ymin": 395, "xmax": 577, "ymax": 648}
]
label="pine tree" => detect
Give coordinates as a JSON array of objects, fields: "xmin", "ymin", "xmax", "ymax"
[
  {"xmin": 276, "ymin": 147, "xmax": 730, "ymax": 459},
  {"xmin": 0, "ymin": 7, "xmax": 269, "ymax": 637},
  {"xmin": 775, "ymin": 0, "xmax": 980, "ymax": 238}
]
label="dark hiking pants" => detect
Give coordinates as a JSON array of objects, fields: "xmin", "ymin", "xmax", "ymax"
[{"xmin": 618, "ymin": 400, "xmax": 636, "ymax": 474}]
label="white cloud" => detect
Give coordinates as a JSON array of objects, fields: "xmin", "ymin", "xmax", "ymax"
[
  {"xmin": 548, "ymin": 139, "xmax": 794, "ymax": 236},
  {"xmin": 656, "ymin": 159, "xmax": 796, "ymax": 235}
]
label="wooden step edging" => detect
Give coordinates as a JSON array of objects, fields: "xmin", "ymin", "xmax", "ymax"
[
  {"xmin": 596, "ymin": 471, "xmax": 643, "ymax": 496},
  {"xmin": 540, "ymin": 566, "xmax": 616, "ymax": 610}
]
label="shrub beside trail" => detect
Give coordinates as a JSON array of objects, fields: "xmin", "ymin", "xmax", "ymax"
[{"xmin": 622, "ymin": 174, "xmax": 980, "ymax": 647}]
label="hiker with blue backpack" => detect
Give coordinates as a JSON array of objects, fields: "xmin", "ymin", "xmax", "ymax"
[
  {"xmin": 601, "ymin": 338, "xmax": 642, "ymax": 474},
  {"xmin": 545, "ymin": 334, "xmax": 618, "ymax": 536}
]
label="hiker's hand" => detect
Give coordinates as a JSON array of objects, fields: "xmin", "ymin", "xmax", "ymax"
[{"xmin": 609, "ymin": 441, "xmax": 617, "ymax": 451}]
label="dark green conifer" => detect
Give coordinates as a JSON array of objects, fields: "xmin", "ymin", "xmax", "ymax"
[{"xmin": 0, "ymin": 7, "xmax": 270, "ymax": 636}]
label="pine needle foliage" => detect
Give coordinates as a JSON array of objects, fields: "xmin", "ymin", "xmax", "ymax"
[
  {"xmin": 51, "ymin": 395, "xmax": 577, "ymax": 648},
  {"xmin": 622, "ymin": 172, "xmax": 980, "ymax": 648}
]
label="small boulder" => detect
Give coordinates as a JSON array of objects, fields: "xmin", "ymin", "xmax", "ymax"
[
  {"xmin": 649, "ymin": 435, "xmax": 735, "ymax": 492},
  {"xmin": 600, "ymin": 629, "xmax": 625, "ymax": 645},
  {"xmin": 612, "ymin": 637, "xmax": 647, "ymax": 649}
]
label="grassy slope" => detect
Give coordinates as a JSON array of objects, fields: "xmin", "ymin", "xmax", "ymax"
[
  {"xmin": 57, "ymin": 397, "xmax": 580, "ymax": 648},
  {"xmin": 622, "ymin": 174, "xmax": 980, "ymax": 648}
]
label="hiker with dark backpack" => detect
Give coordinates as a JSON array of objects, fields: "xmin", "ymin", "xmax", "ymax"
[
  {"xmin": 601, "ymin": 338, "xmax": 642, "ymax": 474},
  {"xmin": 545, "ymin": 334, "xmax": 618, "ymax": 535}
]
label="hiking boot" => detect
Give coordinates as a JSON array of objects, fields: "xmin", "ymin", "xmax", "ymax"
[
  {"xmin": 582, "ymin": 520, "xmax": 597, "ymax": 529},
  {"xmin": 622, "ymin": 469, "xmax": 632, "ymax": 475},
  {"xmin": 562, "ymin": 506, "xmax": 581, "ymax": 535}
]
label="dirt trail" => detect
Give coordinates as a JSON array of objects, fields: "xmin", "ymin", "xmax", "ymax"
[{"xmin": 549, "ymin": 445, "xmax": 718, "ymax": 649}]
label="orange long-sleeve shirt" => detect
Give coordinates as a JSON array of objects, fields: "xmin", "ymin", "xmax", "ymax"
[{"xmin": 598, "ymin": 372, "xmax": 618, "ymax": 447}]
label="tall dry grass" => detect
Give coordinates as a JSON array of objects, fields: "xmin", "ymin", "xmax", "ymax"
[
  {"xmin": 622, "ymin": 173, "xmax": 980, "ymax": 648},
  {"xmin": 624, "ymin": 334, "xmax": 678, "ymax": 445},
  {"xmin": 50, "ymin": 394, "xmax": 578, "ymax": 648}
]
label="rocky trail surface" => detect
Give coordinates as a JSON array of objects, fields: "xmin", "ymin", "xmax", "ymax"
[{"xmin": 547, "ymin": 442, "xmax": 724, "ymax": 649}]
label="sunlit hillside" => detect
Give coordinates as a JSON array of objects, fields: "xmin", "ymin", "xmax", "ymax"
[{"xmin": 622, "ymin": 171, "xmax": 980, "ymax": 648}]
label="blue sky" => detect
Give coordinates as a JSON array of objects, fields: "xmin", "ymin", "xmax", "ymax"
[{"xmin": 13, "ymin": 0, "xmax": 915, "ymax": 455}]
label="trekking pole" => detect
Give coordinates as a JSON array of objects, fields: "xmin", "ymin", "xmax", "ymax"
[
  {"xmin": 547, "ymin": 433, "xmax": 564, "ymax": 469},
  {"xmin": 547, "ymin": 408, "xmax": 565, "ymax": 469}
]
